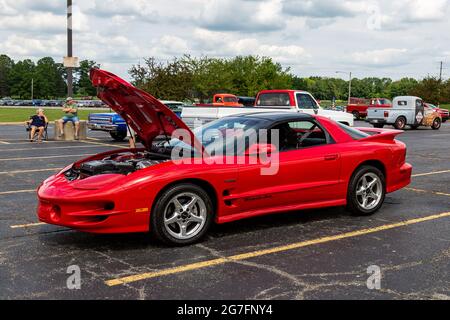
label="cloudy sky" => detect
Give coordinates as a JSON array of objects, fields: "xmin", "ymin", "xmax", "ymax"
[{"xmin": 0, "ymin": 0, "xmax": 449, "ymax": 80}]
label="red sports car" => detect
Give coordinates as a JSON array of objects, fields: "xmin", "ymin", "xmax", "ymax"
[{"xmin": 37, "ymin": 69, "xmax": 412, "ymax": 245}]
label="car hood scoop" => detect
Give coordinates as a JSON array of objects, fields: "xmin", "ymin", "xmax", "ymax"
[{"xmin": 90, "ymin": 68, "xmax": 203, "ymax": 152}]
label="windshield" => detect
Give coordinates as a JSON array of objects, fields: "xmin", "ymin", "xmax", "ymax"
[
  {"xmin": 224, "ymin": 97, "xmax": 238, "ymax": 103},
  {"xmin": 163, "ymin": 116, "xmax": 270, "ymax": 157},
  {"xmin": 378, "ymin": 99, "xmax": 392, "ymax": 105},
  {"xmin": 256, "ymin": 93, "xmax": 291, "ymax": 107}
]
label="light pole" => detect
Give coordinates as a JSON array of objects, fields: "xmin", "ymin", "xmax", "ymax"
[
  {"xmin": 67, "ymin": 0, "xmax": 73, "ymax": 97},
  {"xmin": 336, "ymin": 71, "xmax": 352, "ymax": 105}
]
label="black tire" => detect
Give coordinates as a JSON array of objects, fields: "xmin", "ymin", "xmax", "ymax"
[
  {"xmin": 346, "ymin": 165, "xmax": 386, "ymax": 216},
  {"xmin": 352, "ymin": 111, "xmax": 360, "ymax": 120},
  {"xmin": 442, "ymin": 119, "xmax": 447, "ymax": 123},
  {"xmin": 431, "ymin": 118, "xmax": 441, "ymax": 130},
  {"xmin": 110, "ymin": 131, "xmax": 127, "ymax": 141},
  {"xmin": 373, "ymin": 124, "xmax": 384, "ymax": 128},
  {"xmin": 394, "ymin": 116, "xmax": 407, "ymax": 130},
  {"xmin": 151, "ymin": 183, "xmax": 214, "ymax": 246}
]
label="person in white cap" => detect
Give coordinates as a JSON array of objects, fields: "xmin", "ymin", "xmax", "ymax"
[{"xmin": 57, "ymin": 97, "xmax": 80, "ymax": 139}]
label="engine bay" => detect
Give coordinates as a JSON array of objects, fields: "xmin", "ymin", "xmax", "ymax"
[{"xmin": 64, "ymin": 151, "xmax": 169, "ymax": 181}]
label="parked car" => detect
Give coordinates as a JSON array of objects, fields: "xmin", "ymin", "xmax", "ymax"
[
  {"xmin": 182, "ymin": 89, "xmax": 354, "ymax": 129},
  {"xmin": 88, "ymin": 100, "xmax": 185, "ymax": 141},
  {"xmin": 424, "ymin": 103, "xmax": 449, "ymax": 123},
  {"xmin": 367, "ymin": 96, "xmax": 441, "ymax": 130},
  {"xmin": 0, "ymin": 98, "xmax": 14, "ymax": 106},
  {"xmin": 195, "ymin": 94, "xmax": 243, "ymax": 107},
  {"xmin": 237, "ymin": 96, "xmax": 256, "ymax": 107},
  {"xmin": 37, "ymin": 69, "xmax": 412, "ymax": 245},
  {"xmin": 347, "ymin": 98, "xmax": 392, "ymax": 120}
]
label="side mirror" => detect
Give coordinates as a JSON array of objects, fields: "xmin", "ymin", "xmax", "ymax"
[{"xmin": 245, "ymin": 143, "xmax": 277, "ymax": 156}]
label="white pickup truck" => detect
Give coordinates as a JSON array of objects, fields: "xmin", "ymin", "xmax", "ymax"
[
  {"xmin": 367, "ymin": 96, "xmax": 441, "ymax": 130},
  {"xmin": 181, "ymin": 89, "xmax": 354, "ymax": 128}
]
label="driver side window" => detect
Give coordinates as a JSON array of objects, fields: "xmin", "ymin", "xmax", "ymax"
[
  {"xmin": 270, "ymin": 120, "xmax": 329, "ymax": 152},
  {"xmin": 296, "ymin": 94, "xmax": 317, "ymax": 109}
]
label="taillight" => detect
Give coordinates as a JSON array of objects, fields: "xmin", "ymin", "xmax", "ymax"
[{"xmin": 384, "ymin": 111, "xmax": 389, "ymax": 117}]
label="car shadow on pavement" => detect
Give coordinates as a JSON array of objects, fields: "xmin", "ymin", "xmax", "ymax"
[{"xmin": 38, "ymin": 206, "xmax": 348, "ymax": 251}]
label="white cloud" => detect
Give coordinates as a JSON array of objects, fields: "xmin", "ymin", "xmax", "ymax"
[
  {"xmin": 283, "ymin": 0, "xmax": 365, "ymax": 18},
  {"xmin": 351, "ymin": 48, "xmax": 409, "ymax": 67},
  {"xmin": 0, "ymin": 0, "xmax": 449, "ymax": 80},
  {"xmin": 192, "ymin": 29, "xmax": 308, "ymax": 64},
  {"xmin": 200, "ymin": 0, "xmax": 286, "ymax": 32}
]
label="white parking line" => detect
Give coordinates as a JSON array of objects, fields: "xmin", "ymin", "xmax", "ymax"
[
  {"xmin": 0, "ymin": 154, "xmax": 93, "ymax": 162},
  {"xmin": 0, "ymin": 140, "xmax": 11, "ymax": 144},
  {"xmin": 412, "ymin": 169, "xmax": 450, "ymax": 177},
  {"xmin": 0, "ymin": 189, "xmax": 35, "ymax": 195},
  {"xmin": 0, "ymin": 168, "xmax": 60, "ymax": 175},
  {"xmin": 0, "ymin": 145, "xmax": 105, "ymax": 152}
]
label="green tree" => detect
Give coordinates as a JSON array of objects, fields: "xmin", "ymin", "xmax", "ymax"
[
  {"xmin": 9, "ymin": 59, "xmax": 35, "ymax": 99},
  {"xmin": 0, "ymin": 54, "xmax": 14, "ymax": 98},
  {"xmin": 75, "ymin": 60, "xmax": 100, "ymax": 96},
  {"xmin": 410, "ymin": 77, "xmax": 442, "ymax": 104},
  {"xmin": 34, "ymin": 57, "xmax": 66, "ymax": 98}
]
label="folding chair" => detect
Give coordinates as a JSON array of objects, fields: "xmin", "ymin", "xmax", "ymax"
[{"xmin": 26, "ymin": 116, "xmax": 49, "ymax": 141}]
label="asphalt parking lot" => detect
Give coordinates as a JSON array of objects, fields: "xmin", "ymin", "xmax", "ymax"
[{"xmin": 0, "ymin": 122, "xmax": 449, "ymax": 300}]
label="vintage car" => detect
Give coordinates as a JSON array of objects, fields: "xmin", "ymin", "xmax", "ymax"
[
  {"xmin": 195, "ymin": 93, "xmax": 243, "ymax": 107},
  {"xmin": 37, "ymin": 69, "xmax": 412, "ymax": 246},
  {"xmin": 367, "ymin": 96, "xmax": 441, "ymax": 130}
]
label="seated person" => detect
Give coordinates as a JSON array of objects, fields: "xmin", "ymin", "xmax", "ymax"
[
  {"xmin": 26, "ymin": 108, "xmax": 48, "ymax": 143},
  {"xmin": 58, "ymin": 97, "xmax": 80, "ymax": 139}
]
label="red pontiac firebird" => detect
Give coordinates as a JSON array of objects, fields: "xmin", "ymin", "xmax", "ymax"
[{"xmin": 37, "ymin": 69, "xmax": 412, "ymax": 245}]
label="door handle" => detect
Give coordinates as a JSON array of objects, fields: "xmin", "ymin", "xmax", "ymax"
[{"xmin": 324, "ymin": 154, "xmax": 338, "ymax": 161}]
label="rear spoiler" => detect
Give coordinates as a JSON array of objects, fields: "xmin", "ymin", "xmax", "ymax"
[{"xmin": 355, "ymin": 127, "xmax": 403, "ymax": 142}]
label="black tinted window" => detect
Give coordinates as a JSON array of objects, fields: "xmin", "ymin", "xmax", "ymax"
[
  {"xmin": 296, "ymin": 94, "xmax": 317, "ymax": 109},
  {"xmin": 257, "ymin": 93, "xmax": 291, "ymax": 107},
  {"xmin": 337, "ymin": 122, "xmax": 369, "ymax": 140}
]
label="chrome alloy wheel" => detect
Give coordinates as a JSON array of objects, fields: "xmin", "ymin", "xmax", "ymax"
[
  {"xmin": 355, "ymin": 172, "xmax": 383, "ymax": 210},
  {"xmin": 163, "ymin": 192, "xmax": 207, "ymax": 240}
]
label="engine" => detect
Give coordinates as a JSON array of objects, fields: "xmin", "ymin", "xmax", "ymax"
[{"xmin": 64, "ymin": 151, "xmax": 168, "ymax": 180}]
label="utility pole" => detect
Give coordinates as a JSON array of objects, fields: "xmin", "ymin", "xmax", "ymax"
[
  {"xmin": 31, "ymin": 78, "xmax": 34, "ymax": 101},
  {"xmin": 438, "ymin": 61, "xmax": 443, "ymax": 107},
  {"xmin": 348, "ymin": 72, "xmax": 352, "ymax": 105},
  {"xmin": 67, "ymin": 0, "xmax": 73, "ymax": 97},
  {"xmin": 336, "ymin": 71, "xmax": 352, "ymax": 105}
]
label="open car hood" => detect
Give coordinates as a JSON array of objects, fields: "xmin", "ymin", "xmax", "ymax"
[{"xmin": 90, "ymin": 68, "xmax": 203, "ymax": 152}]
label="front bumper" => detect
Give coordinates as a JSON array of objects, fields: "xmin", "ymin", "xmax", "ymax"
[
  {"xmin": 88, "ymin": 123, "xmax": 119, "ymax": 132},
  {"xmin": 37, "ymin": 176, "xmax": 151, "ymax": 234}
]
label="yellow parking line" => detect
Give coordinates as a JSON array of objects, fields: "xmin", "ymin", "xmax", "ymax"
[
  {"xmin": 412, "ymin": 169, "xmax": 450, "ymax": 177},
  {"xmin": 0, "ymin": 168, "xmax": 60, "ymax": 175},
  {"xmin": 105, "ymin": 211, "xmax": 450, "ymax": 286},
  {"xmin": 0, "ymin": 154, "xmax": 93, "ymax": 162},
  {"xmin": 405, "ymin": 188, "xmax": 450, "ymax": 197},
  {"xmin": 0, "ymin": 189, "xmax": 35, "ymax": 195},
  {"xmin": 10, "ymin": 222, "xmax": 46, "ymax": 229}
]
